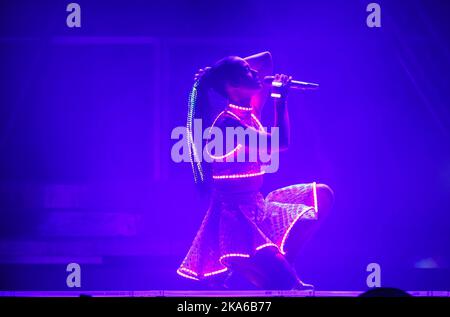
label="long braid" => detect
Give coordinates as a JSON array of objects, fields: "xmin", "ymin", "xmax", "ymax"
[
  {"xmin": 187, "ymin": 71, "xmax": 216, "ymax": 189},
  {"xmin": 187, "ymin": 59, "xmax": 236, "ymax": 188},
  {"xmin": 187, "ymin": 80, "xmax": 204, "ymax": 183}
]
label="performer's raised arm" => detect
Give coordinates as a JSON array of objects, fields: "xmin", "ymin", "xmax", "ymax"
[
  {"xmin": 271, "ymin": 74, "xmax": 291, "ymax": 152},
  {"xmin": 244, "ymin": 51, "xmax": 273, "ymax": 119}
]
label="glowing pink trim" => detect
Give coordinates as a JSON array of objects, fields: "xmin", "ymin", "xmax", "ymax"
[
  {"xmin": 204, "ymin": 268, "xmax": 228, "ymax": 277},
  {"xmin": 250, "ymin": 113, "xmax": 265, "ymax": 132},
  {"xmin": 206, "ymin": 111, "xmax": 243, "ymax": 160},
  {"xmin": 209, "ymin": 111, "xmax": 226, "ymax": 133},
  {"xmin": 178, "ymin": 267, "xmax": 198, "ymax": 276},
  {"xmin": 213, "ymin": 170, "xmax": 265, "ymax": 180},
  {"xmin": 219, "ymin": 253, "xmax": 250, "ymax": 266},
  {"xmin": 271, "ymin": 93, "xmax": 282, "ymax": 98},
  {"xmin": 256, "ymin": 243, "xmax": 279, "ymax": 251},
  {"xmin": 279, "ymin": 182, "xmax": 318, "ymax": 255},
  {"xmin": 176, "ymin": 268, "xmax": 200, "ymax": 281},
  {"xmin": 178, "ymin": 244, "xmax": 281, "ymax": 281},
  {"xmin": 225, "ymin": 110, "xmax": 265, "ymax": 134},
  {"xmin": 228, "ymin": 103, "xmax": 252, "ymax": 111},
  {"xmin": 272, "ymin": 81, "xmax": 282, "ymax": 88},
  {"xmin": 225, "ymin": 110, "xmax": 241, "ymax": 121},
  {"xmin": 312, "ymin": 181, "xmax": 318, "ymax": 212}
]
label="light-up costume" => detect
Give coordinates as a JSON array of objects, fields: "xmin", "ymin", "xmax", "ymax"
[{"xmin": 177, "ymin": 82, "xmax": 319, "ymax": 281}]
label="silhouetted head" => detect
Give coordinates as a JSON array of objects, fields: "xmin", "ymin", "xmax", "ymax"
[
  {"xmin": 187, "ymin": 55, "xmax": 262, "ymax": 187},
  {"xmin": 203, "ymin": 56, "xmax": 262, "ymax": 102}
]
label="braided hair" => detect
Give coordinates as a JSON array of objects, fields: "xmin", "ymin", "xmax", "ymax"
[
  {"xmin": 186, "ymin": 56, "xmax": 247, "ymax": 189},
  {"xmin": 187, "ymin": 68, "xmax": 214, "ymax": 190}
]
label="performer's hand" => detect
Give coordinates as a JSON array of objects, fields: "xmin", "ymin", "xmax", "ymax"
[
  {"xmin": 194, "ymin": 66, "xmax": 211, "ymax": 81},
  {"xmin": 271, "ymin": 73, "xmax": 292, "ymax": 100}
]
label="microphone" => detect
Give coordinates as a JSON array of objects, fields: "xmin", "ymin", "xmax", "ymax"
[{"xmin": 263, "ymin": 76, "xmax": 319, "ymax": 90}]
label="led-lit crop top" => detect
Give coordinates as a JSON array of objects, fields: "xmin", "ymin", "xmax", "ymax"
[{"xmin": 205, "ymin": 104, "xmax": 267, "ymax": 188}]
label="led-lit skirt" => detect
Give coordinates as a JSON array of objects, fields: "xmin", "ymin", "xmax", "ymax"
[{"xmin": 177, "ymin": 182, "xmax": 319, "ymax": 281}]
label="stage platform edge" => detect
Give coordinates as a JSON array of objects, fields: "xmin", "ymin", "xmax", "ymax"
[{"xmin": 0, "ymin": 290, "xmax": 449, "ymax": 297}]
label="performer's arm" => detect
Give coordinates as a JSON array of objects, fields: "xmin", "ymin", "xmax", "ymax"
[
  {"xmin": 244, "ymin": 51, "xmax": 273, "ymax": 119},
  {"xmin": 274, "ymin": 95, "xmax": 290, "ymax": 152},
  {"xmin": 233, "ymin": 73, "xmax": 291, "ymax": 154}
]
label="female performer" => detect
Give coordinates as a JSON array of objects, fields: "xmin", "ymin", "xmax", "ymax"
[{"xmin": 177, "ymin": 51, "xmax": 334, "ymax": 290}]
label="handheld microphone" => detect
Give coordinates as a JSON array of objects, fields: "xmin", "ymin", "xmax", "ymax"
[{"xmin": 263, "ymin": 76, "xmax": 319, "ymax": 90}]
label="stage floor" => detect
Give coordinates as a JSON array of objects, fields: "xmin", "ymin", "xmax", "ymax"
[{"xmin": 0, "ymin": 290, "xmax": 449, "ymax": 297}]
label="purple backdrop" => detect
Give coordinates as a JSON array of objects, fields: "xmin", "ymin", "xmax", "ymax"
[{"xmin": 0, "ymin": 0, "xmax": 449, "ymax": 291}]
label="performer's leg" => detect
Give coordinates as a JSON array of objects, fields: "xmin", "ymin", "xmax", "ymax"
[
  {"xmin": 222, "ymin": 184, "xmax": 334, "ymax": 290},
  {"xmin": 284, "ymin": 183, "xmax": 334, "ymax": 264},
  {"xmin": 252, "ymin": 247, "xmax": 300, "ymax": 289},
  {"xmin": 224, "ymin": 258, "xmax": 267, "ymax": 289},
  {"xmin": 224, "ymin": 248, "xmax": 299, "ymax": 290}
]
